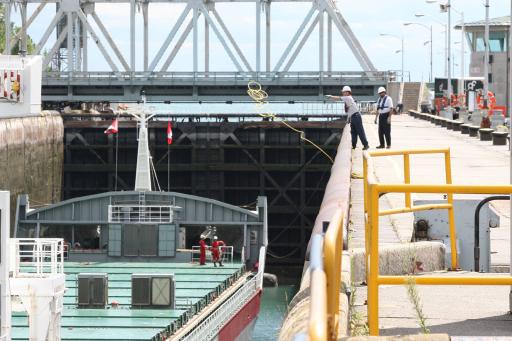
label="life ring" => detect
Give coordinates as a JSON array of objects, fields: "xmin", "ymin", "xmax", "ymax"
[
  {"xmin": 450, "ymin": 94, "xmax": 458, "ymax": 107},
  {"xmin": 477, "ymin": 91, "xmax": 496, "ymax": 110},
  {"xmin": 457, "ymin": 94, "xmax": 466, "ymax": 107},
  {"xmin": 440, "ymin": 96, "xmax": 447, "ymax": 108}
]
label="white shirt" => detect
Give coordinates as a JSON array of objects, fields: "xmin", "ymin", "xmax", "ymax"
[
  {"xmin": 377, "ymin": 95, "xmax": 393, "ymax": 114},
  {"xmin": 341, "ymin": 95, "xmax": 359, "ymax": 118}
]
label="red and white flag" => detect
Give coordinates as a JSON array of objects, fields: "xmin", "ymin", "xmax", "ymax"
[
  {"xmin": 167, "ymin": 121, "xmax": 173, "ymax": 145},
  {"xmin": 104, "ymin": 118, "xmax": 119, "ymax": 135}
]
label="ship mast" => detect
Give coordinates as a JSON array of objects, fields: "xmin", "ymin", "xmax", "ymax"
[{"xmin": 130, "ymin": 93, "xmax": 155, "ymax": 192}]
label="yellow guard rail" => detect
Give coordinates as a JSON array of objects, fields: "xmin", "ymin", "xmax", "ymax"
[
  {"xmin": 363, "ymin": 148, "xmax": 512, "ymax": 335},
  {"xmin": 308, "ymin": 209, "xmax": 344, "ymax": 341}
]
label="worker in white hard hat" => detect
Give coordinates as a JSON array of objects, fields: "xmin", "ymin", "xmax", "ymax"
[
  {"xmin": 374, "ymin": 86, "xmax": 393, "ymax": 149},
  {"xmin": 325, "ymin": 86, "xmax": 369, "ymax": 150}
]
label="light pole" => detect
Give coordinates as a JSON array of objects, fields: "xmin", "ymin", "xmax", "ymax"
[
  {"xmin": 508, "ymin": 0, "xmax": 512, "ymax": 313},
  {"xmin": 380, "ymin": 33, "xmax": 404, "ymax": 82},
  {"xmin": 415, "ymin": 13, "xmax": 447, "ymax": 78},
  {"xmin": 451, "ymin": 8, "xmax": 465, "ymax": 92},
  {"xmin": 404, "ymin": 22, "xmax": 433, "ymax": 83},
  {"xmin": 483, "ymin": 0, "xmax": 490, "ymax": 107},
  {"xmin": 446, "ymin": 0, "xmax": 452, "ymax": 106}
]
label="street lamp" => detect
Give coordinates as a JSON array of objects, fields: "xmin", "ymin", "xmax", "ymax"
[
  {"xmin": 508, "ymin": 0, "xmax": 512, "ymax": 314},
  {"xmin": 404, "ymin": 22, "xmax": 433, "ymax": 83},
  {"xmin": 380, "ymin": 33, "xmax": 404, "ymax": 82},
  {"xmin": 415, "ymin": 13, "xmax": 448, "ymax": 78},
  {"xmin": 451, "ymin": 7, "xmax": 465, "ymax": 92}
]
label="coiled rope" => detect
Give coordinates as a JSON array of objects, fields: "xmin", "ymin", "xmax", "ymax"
[{"xmin": 246, "ymin": 81, "xmax": 334, "ymax": 164}]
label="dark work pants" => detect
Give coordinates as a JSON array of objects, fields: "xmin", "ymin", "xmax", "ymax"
[
  {"xmin": 350, "ymin": 112, "xmax": 369, "ymax": 148},
  {"xmin": 378, "ymin": 113, "xmax": 391, "ymax": 147}
]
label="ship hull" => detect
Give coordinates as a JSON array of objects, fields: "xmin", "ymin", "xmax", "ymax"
[{"xmin": 213, "ymin": 290, "xmax": 262, "ymax": 341}]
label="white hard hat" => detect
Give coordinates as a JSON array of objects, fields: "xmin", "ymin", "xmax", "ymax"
[
  {"xmin": 214, "ymin": 236, "xmax": 218, "ymax": 240},
  {"xmin": 342, "ymin": 86, "xmax": 352, "ymax": 93},
  {"xmin": 378, "ymin": 86, "xmax": 386, "ymax": 94}
]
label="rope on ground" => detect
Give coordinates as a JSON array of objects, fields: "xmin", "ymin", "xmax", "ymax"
[{"xmin": 247, "ymin": 81, "xmax": 335, "ymax": 164}]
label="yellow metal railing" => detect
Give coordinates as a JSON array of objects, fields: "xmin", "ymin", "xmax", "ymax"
[
  {"xmin": 363, "ymin": 149, "xmax": 512, "ymax": 336},
  {"xmin": 363, "ymin": 148, "xmax": 458, "ymax": 270},
  {"xmin": 308, "ymin": 209, "xmax": 344, "ymax": 341}
]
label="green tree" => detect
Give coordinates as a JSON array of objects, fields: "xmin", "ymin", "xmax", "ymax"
[{"xmin": 0, "ymin": 4, "xmax": 36, "ymax": 55}]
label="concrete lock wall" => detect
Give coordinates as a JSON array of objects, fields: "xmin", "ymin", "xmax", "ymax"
[{"xmin": 0, "ymin": 112, "xmax": 63, "ymax": 229}]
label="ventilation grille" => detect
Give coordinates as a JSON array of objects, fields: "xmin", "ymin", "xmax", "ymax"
[
  {"xmin": 77, "ymin": 273, "xmax": 108, "ymax": 308},
  {"xmin": 132, "ymin": 274, "xmax": 175, "ymax": 308}
]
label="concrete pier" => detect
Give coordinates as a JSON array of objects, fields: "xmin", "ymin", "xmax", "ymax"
[{"xmin": 0, "ymin": 113, "xmax": 63, "ymax": 229}]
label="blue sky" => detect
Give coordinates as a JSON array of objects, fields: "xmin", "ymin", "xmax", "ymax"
[{"xmin": 12, "ymin": 0, "xmax": 512, "ymax": 81}]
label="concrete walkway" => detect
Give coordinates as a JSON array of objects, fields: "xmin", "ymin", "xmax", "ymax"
[{"xmin": 349, "ymin": 113, "xmax": 512, "ymax": 338}]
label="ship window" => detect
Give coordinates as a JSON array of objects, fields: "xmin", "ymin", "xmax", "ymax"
[
  {"xmin": 73, "ymin": 225, "xmax": 102, "ymax": 250},
  {"xmin": 17, "ymin": 224, "xmax": 36, "ymax": 238},
  {"xmin": 39, "ymin": 225, "xmax": 73, "ymax": 245}
]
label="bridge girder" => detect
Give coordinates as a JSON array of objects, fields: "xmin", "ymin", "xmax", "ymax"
[{"xmin": 2, "ymin": 0, "xmax": 377, "ymax": 74}]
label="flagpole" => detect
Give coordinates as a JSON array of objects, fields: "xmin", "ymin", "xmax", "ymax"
[{"xmin": 115, "ymin": 125, "xmax": 119, "ymax": 191}]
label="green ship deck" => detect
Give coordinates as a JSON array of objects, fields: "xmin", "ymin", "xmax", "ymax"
[{"xmin": 12, "ymin": 262, "xmax": 245, "ymax": 341}]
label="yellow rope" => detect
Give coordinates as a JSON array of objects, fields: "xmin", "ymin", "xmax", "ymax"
[{"xmin": 246, "ymin": 81, "xmax": 334, "ymax": 164}]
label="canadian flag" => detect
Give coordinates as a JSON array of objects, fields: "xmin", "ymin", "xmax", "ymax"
[
  {"xmin": 104, "ymin": 118, "xmax": 119, "ymax": 135},
  {"xmin": 167, "ymin": 121, "xmax": 173, "ymax": 145}
]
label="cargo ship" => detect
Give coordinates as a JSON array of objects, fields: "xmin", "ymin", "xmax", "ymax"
[{"xmin": 5, "ymin": 97, "xmax": 268, "ymax": 341}]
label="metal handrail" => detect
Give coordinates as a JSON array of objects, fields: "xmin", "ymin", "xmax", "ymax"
[
  {"xmin": 190, "ymin": 246, "xmax": 234, "ymax": 264},
  {"xmin": 308, "ymin": 234, "xmax": 328, "ymax": 341},
  {"xmin": 363, "ymin": 148, "xmax": 512, "ymax": 336},
  {"xmin": 363, "ymin": 148, "xmax": 458, "ymax": 269},
  {"xmin": 43, "ymin": 71, "xmax": 393, "ymax": 82},
  {"xmin": 10, "ymin": 238, "xmax": 65, "ymax": 278},
  {"xmin": 108, "ymin": 204, "xmax": 174, "ymax": 223},
  {"xmin": 307, "ymin": 209, "xmax": 344, "ymax": 341},
  {"xmin": 179, "ymin": 246, "xmax": 265, "ymax": 341}
]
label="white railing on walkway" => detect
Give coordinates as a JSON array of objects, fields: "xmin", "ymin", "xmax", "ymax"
[
  {"xmin": 180, "ymin": 246, "xmax": 266, "ymax": 341},
  {"xmin": 10, "ymin": 238, "xmax": 65, "ymax": 278},
  {"xmin": 108, "ymin": 204, "xmax": 174, "ymax": 223},
  {"xmin": 190, "ymin": 246, "xmax": 234, "ymax": 264}
]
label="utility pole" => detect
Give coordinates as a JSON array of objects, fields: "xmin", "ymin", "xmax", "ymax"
[
  {"xmin": 508, "ymin": 0, "xmax": 512, "ymax": 314},
  {"xmin": 483, "ymin": 0, "xmax": 490, "ymax": 107},
  {"xmin": 447, "ymin": 0, "xmax": 452, "ymax": 106},
  {"xmin": 430, "ymin": 25, "xmax": 433, "ymax": 83},
  {"xmin": 460, "ymin": 11, "xmax": 465, "ymax": 91}
]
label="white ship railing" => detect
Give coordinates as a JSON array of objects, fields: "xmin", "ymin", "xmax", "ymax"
[
  {"xmin": 10, "ymin": 238, "xmax": 64, "ymax": 278},
  {"xmin": 190, "ymin": 246, "xmax": 234, "ymax": 264},
  {"xmin": 108, "ymin": 204, "xmax": 174, "ymax": 223},
  {"xmin": 180, "ymin": 246, "xmax": 265, "ymax": 341}
]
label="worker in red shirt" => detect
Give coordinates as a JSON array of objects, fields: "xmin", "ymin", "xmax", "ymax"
[
  {"xmin": 211, "ymin": 236, "xmax": 225, "ymax": 267},
  {"xmin": 199, "ymin": 236, "xmax": 208, "ymax": 266}
]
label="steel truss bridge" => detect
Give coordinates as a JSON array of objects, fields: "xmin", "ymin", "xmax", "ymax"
[{"xmin": 1, "ymin": 0, "xmax": 388, "ymax": 102}]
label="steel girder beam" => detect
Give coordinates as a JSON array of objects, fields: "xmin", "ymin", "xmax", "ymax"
[
  {"xmin": 4, "ymin": 0, "xmax": 376, "ymax": 75},
  {"xmin": 91, "ymin": 11, "xmax": 131, "ymax": 71},
  {"xmin": 148, "ymin": 4, "xmax": 191, "ymax": 71},
  {"xmin": 282, "ymin": 12, "xmax": 320, "ymax": 72},
  {"xmin": 76, "ymin": 8, "xmax": 120, "ymax": 72},
  {"xmin": 160, "ymin": 18, "xmax": 194, "ymax": 71},
  {"xmin": 9, "ymin": 0, "xmax": 47, "ymax": 48},
  {"xmin": 43, "ymin": 24, "xmax": 68, "ymax": 67},
  {"xmin": 35, "ymin": 8, "xmax": 63, "ymax": 54},
  {"xmin": 323, "ymin": 3, "xmax": 377, "ymax": 72}
]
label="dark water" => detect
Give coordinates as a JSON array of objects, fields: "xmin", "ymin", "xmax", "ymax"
[{"xmin": 252, "ymin": 285, "xmax": 298, "ymax": 341}]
